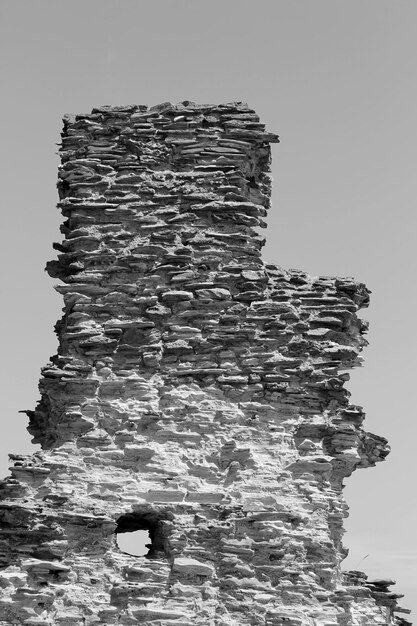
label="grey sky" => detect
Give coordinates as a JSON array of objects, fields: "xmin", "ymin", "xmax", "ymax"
[{"xmin": 1, "ymin": 0, "xmax": 416, "ymax": 616}]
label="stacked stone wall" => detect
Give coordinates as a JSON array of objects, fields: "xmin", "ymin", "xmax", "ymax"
[{"xmin": 0, "ymin": 102, "xmax": 410, "ymax": 625}]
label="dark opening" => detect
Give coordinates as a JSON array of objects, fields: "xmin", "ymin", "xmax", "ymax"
[{"xmin": 115, "ymin": 512, "xmax": 167, "ymax": 559}]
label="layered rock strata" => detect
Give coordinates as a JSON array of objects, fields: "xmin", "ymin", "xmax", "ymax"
[{"xmin": 0, "ymin": 102, "xmax": 410, "ymax": 625}]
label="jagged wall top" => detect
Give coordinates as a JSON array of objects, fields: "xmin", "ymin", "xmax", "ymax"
[{"xmin": 51, "ymin": 101, "xmax": 279, "ymax": 284}]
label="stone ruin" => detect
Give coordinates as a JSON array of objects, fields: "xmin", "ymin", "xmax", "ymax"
[{"xmin": 0, "ymin": 102, "xmax": 410, "ymax": 625}]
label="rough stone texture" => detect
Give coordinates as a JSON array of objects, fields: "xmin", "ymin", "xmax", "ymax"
[{"xmin": 0, "ymin": 102, "xmax": 410, "ymax": 625}]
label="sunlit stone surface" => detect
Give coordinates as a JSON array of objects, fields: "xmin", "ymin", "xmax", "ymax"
[{"xmin": 0, "ymin": 103, "xmax": 410, "ymax": 625}]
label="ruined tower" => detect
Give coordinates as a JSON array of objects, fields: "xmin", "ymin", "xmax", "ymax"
[{"xmin": 0, "ymin": 103, "xmax": 410, "ymax": 625}]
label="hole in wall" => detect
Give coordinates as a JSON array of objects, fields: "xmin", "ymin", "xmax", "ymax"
[
  {"xmin": 116, "ymin": 529, "xmax": 150, "ymax": 557},
  {"xmin": 114, "ymin": 512, "xmax": 168, "ymax": 559}
]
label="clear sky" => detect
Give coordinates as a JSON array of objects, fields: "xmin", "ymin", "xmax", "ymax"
[{"xmin": 0, "ymin": 0, "xmax": 416, "ymax": 616}]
